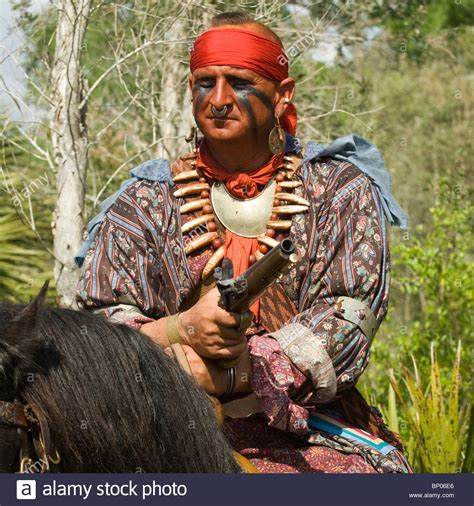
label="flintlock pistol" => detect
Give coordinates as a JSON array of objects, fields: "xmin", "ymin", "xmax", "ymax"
[{"xmin": 213, "ymin": 238, "xmax": 298, "ymax": 368}]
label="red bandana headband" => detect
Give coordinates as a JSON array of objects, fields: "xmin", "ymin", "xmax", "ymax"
[{"xmin": 190, "ymin": 27, "xmax": 297, "ymax": 135}]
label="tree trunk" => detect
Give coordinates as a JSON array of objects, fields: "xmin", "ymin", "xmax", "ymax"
[
  {"xmin": 51, "ymin": 0, "xmax": 91, "ymax": 308},
  {"xmin": 157, "ymin": 18, "xmax": 193, "ymax": 161}
]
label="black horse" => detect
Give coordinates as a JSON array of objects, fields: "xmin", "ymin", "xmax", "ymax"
[{"xmin": 0, "ymin": 284, "xmax": 240, "ymax": 473}]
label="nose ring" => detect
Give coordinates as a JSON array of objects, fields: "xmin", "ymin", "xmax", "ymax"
[{"xmin": 211, "ymin": 105, "xmax": 228, "ymax": 117}]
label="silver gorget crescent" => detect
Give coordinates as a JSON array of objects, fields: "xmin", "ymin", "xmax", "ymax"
[{"xmin": 210, "ymin": 179, "xmax": 276, "ymax": 238}]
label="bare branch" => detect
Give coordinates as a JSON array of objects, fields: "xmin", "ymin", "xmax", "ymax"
[
  {"xmin": 93, "ymin": 135, "xmax": 183, "ymax": 208},
  {"xmin": 81, "ymin": 37, "xmax": 189, "ymax": 108},
  {"xmin": 15, "ymin": 126, "xmax": 55, "ymax": 171}
]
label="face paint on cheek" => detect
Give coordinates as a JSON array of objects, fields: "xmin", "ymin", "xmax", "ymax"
[
  {"xmin": 235, "ymin": 89, "xmax": 258, "ymax": 140},
  {"xmin": 247, "ymin": 88, "xmax": 274, "ymax": 116},
  {"xmin": 192, "ymin": 84, "xmax": 211, "ymax": 116}
]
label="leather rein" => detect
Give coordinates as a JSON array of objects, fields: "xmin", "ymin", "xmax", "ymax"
[{"xmin": 0, "ymin": 399, "xmax": 60, "ymax": 473}]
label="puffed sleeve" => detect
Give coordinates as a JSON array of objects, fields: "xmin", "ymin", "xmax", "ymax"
[
  {"xmin": 76, "ymin": 180, "xmax": 168, "ymax": 328},
  {"xmin": 248, "ymin": 165, "xmax": 390, "ymax": 433}
]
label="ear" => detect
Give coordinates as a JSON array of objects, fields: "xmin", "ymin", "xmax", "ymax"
[
  {"xmin": 6, "ymin": 281, "xmax": 49, "ymax": 347},
  {"xmin": 0, "ymin": 281, "xmax": 49, "ymax": 400},
  {"xmin": 275, "ymin": 77, "xmax": 295, "ymax": 117},
  {"xmin": 188, "ymin": 73, "xmax": 193, "ymax": 94},
  {"xmin": 278, "ymin": 77, "xmax": 295, "ymax": 100},
  {"xmin": 5, "ymin": 281, "xmax": 49, "ymax": 348}
]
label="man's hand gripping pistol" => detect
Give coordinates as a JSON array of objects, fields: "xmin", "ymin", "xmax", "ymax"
[{"xmin": 213, "ymin": 238, "xmax": 298, "ymax": 368}]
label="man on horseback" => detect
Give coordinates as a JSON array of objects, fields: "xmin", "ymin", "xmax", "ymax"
[{"xmin": 75, "ymin": 11, "xmax": 411, "ymax": 473}]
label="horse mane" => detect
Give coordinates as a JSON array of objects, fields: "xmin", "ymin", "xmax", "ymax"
[{"xmin": 0, "ymin": 290, "xmax": 240, "ymax": 473}]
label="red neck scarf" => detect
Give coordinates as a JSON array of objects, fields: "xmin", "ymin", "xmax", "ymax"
[{"xmin": 199, "ymin": 140, "xmax": 283, "ymax": 198}]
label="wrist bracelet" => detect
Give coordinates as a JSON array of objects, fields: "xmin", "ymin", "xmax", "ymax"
[
  {"xmin": 224, "ymin": 366, "xmax": 237, "ymax": 397},
  {"xmin": 166, "ymin": 313, "xmax": 184, "ymax": 345}
]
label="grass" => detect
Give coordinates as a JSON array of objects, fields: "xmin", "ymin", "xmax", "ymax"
[{"xmin": 389, "ymin": 341, "xmax": 471, "ymax": 472}]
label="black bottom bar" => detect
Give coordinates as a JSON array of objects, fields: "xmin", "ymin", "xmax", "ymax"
[{"xmin": 5, "ymin": 473, "xmax": 473, "ymax": 506}]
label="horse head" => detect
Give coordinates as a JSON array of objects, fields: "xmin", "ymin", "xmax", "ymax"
[{"xmin": 0, "ymin": 282, "xmax": 50, "ymax": 472}]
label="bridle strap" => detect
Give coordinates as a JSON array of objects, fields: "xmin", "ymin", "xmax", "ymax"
[
  {"xmin": 0, "ymin": 401, "xmax": 29, "ymax": 430},
  {"xmin": 0, "ymin": 400, "xmax": 57, "ymax": 473},
  {"xmin": 28, "ymin": 404, "xmax": 52, "ymax": 472}
]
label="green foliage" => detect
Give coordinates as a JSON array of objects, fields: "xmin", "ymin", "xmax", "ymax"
[
  {"xmin": 0, "ymin": 121, "xmax": 55, "ymax": 303},
  {"xmin": 462, "ymin": 405, "xmax": 474, "ymax": 473},
  {"xmin": 295, "ymin": 28, "xmax": 473, "ymax": 226},
  {"xmin": 390, "ymin": 178, "xmax": 473, "ymax": 382},
  {"xmin": 389, "ymin": 342, "xmax": 471, "ymax": 472},
  {"xmin": 0, "ymin": 207, "xmax": 45, "ymax": 300},
  {"xmin": 370, "ymin": 0, "xmax": 474, "ymax": 61}
]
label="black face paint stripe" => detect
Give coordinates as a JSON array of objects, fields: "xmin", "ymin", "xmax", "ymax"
[
  {"xmin": 192, "ymin": 84, "xmax": 211, "ymax": 113},
  {"xmin": 247, "ymin": 88, "xmax": 275, "ymax": 115},
  {"xmin": 235, "ymin": 89, "xmax": 258, "ymax": 139}
]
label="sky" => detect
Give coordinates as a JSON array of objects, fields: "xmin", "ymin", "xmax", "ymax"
[
  {"xmin": 0, "ymin": 0, "xmax": 49, "ymax": 120},
  {"xmin": 0, "ymin": 0, "xmax": 25, "ymax": 118}
]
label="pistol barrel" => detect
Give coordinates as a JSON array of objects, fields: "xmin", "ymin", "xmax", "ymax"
[{"xmin": 228, "ymin": 238, "xmax": 297, "ymax": 313}]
